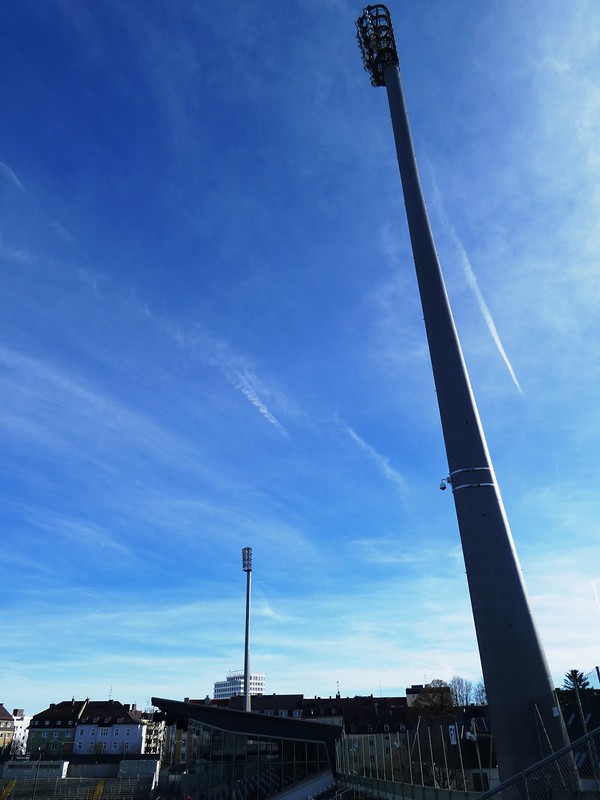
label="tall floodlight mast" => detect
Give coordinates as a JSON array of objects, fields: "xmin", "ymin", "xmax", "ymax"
[
  {"xmin": 242, "ymin": 546, "xmax": 253, "ymax": 713},
  {"xmin": 356, "ymin": 5, "xmax": 574, "ymax": 784}
]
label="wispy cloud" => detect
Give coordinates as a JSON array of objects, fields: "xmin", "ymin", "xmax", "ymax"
[{"xmin": 0, "ymin": 161, "xmax": 26, "ymax": 193}]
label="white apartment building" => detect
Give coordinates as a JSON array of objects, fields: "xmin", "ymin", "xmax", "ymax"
[
  {"xmin": 213, "ymin": 671, "xmax": 265, "ymax": 700},
  {"xmin": 73, "ymin": 700, "xmax": 145, "ymax": 756},
  {"xmin": 11, "ymin": 709, "xmax": 31, "ymax": 756}
]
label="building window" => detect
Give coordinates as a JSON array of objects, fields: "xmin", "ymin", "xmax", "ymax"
[
  {"xmin": 123, "ymin": 743, "xmax": 129, "ymax": 752},
  {"xmin": 79, "ymin": 730, "xmax": 85, "ymax": 737},
  {"xmin": 100, "ymin": 729, "xmax": 108, "ymax": 737},
  {"xmin": 65, "ymin": 732, "xmax": 72, "ymax": 739},
  {"xmin": 42, "ymin": 732, "xmax": 48, "ymax": 739},
  {"xmin": 125, "ymin": 729, "xmax": 130, "ymax": 736},
  {"xmin": 112, "ymin": 743, "xmax": 118, "ymax": 750},
  {"xmin": 91, "ymin": 730, "xmax": 96, "ymax": 736},
  {"xmin": 53, "ymin": 732, "xmax": 60, "ymax": 738}
]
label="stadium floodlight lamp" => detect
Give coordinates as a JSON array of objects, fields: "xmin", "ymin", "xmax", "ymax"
[
  {"xmin": 242, "ymin": 546, "xmax": 252, "ymax": 573},
  {"xmin": 355, "ymin": 4, "xmax": 398, "ymax": 87}
]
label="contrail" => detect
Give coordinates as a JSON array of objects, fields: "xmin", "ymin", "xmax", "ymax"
[
  {"xmin": 0, "ymin": 162, "xmax": 26, "ymax": 193},
  {"xmin": 228, "ymin": 366, "xmax": 287, "ymax": 436},
  {"xmin": 132, "ymin": 307, "xmax": 288, "ymax": 436},
  {"xmin": 452, "ymin": 233, "xmax": 523, "ymax": 394},
  {"xmin": 592, "ymin": 579, "xmax": 600, "ymax": 616},
  {"xmin": 346, "ymin": 426, "xmax": 407, "ymax": 491},
  {"xmin": 427, "ymin": 165, "xmax": 523, "ymax": 394}
]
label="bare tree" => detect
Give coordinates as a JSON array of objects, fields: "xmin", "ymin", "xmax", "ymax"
[
  {"xmin": 473, "ymin": 678, "xmax": 487, "ymax": 705},
  {"xmin": 449, "ymin": 675, "xmax": 473, "ymax": 707},
  {"xmin": 411, "ymin": 680, "xmax": 454, "ymax": 714}
]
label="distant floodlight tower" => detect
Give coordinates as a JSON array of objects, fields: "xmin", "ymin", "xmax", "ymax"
[
  {"xmin": 242, "ymin": 547, "xmax": 253, "ymax": 713},
  {"xmin": 356, "ymin": 5, "xmax": 575, "ymax": 784}
]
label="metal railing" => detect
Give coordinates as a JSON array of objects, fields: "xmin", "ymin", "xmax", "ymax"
[
  {"xmin": 474, "ymin": 726, "xmax": 600, "ymax": 799},
  {"xmin": 0, "ymin": 776, "xmax": 154, "ymax": 800}
]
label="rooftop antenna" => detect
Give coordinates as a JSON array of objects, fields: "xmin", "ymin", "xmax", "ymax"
[
  {"xmin": 242, "ymin": 547, "xmax": 253, "ymax": 713},
  {"xmin": 355, "ymin": 4, "xmax": 576, "ymax": 785}
]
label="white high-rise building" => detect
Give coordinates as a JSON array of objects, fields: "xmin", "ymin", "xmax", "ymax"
[{"xmin": 213, "ymin": 671, "xmax": 265, "ymax": 700}]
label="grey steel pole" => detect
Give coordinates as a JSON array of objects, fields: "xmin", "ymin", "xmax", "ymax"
[
  {"xmin": 242, "ymin": 547, "xmax": 252, "ymax": 713},
  {"xmin": 356, "ymin": 5, "xmax": 575, "ymax": 785}
]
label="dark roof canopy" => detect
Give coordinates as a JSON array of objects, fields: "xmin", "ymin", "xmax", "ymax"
[{"xmin": 152, "ymin": 696, "xmax": 342, "ymax": 775}]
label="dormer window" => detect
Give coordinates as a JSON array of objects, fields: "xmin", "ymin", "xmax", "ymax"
[
  {"xmin": 104, "ymin": 718, "xmax": 110, "ymax": 723},
  {"xmin": 44, "ymin": 721, "xmax": 49, "ymax": 726},
  {"xmin": 117, "ymin": 717, "xmax": 124, "ymax": 723},
  {"xmin": 57, "ymin": 721, "xmax": 62, "ymax": 726}
]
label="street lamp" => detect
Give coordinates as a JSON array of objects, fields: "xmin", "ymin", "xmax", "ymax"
[{"xmin": 31, "ymin": 746, "xmax": 44, "ymax": 800}]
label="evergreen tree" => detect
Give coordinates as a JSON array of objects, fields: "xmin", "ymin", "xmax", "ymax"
[{"xmin": 562, "ymin": 669, "xmax": 591, "ymax": 693}]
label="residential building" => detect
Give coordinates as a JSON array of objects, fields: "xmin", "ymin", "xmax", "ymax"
[
  {"xmin": 140, "ymin": 708, "xmax": 168, "ymax": 765},
  {"xmin": 74, "ymin": 700, "xmax": 144, "ymax": 756},
  {"xmin": 0, "ymin": 705, "xmax": 14, "ymax": 758},
  {"xmin": 11, "ymin": 709, "xmax": 31, "ymax": 757},
  {"xmin": 28, "ymin": 699, "xmax": 85, "ymax": 758},
  {"xmin": 226, "ymin": 693, "xmax": 304, "ymax": 719},
  {"xmin": 213, "ymin": 670, "xmax": 265, "ymax": 700},
  {"xmin": 28, "ymin": 699, "xmax": 145, "ymax": 758}
]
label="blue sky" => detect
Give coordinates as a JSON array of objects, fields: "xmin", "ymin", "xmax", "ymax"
[{"xmin": 1, "ymin": 0, "xmax": 599, "ymax": 714}]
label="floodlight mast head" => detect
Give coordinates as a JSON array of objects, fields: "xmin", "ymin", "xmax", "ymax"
[
  {"xmin": 242, "ymin": 546, "xmax": 252, "ymax": 573},
  {"xmin": 356, "ymin": 5, "xmax": 398, "ymax": 87}
]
